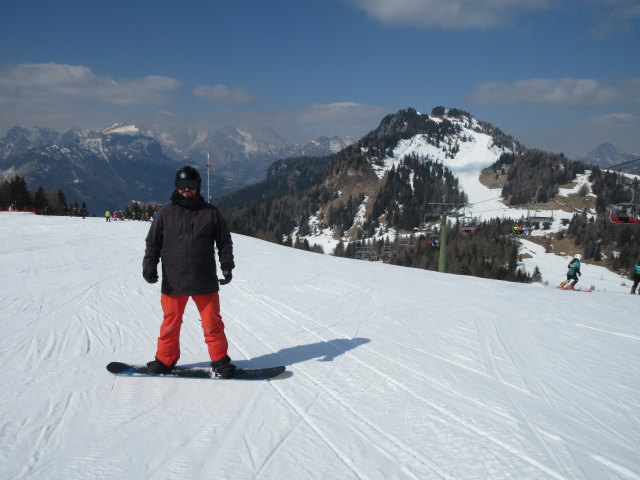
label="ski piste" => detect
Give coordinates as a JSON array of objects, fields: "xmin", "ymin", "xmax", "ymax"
[{"xmin": 107, "ymin": 362, "xmax": 286, "ymax": 380}]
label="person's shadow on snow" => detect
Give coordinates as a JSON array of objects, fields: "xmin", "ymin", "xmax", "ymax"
[
  {"xmin": 245, "ymin": 337, "xmax": 371, "ymax": 368},
  {"xmin": 185, "ymin": 337, "xmax": 371, "ymax": 369}
]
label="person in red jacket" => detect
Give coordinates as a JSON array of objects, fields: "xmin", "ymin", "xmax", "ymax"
[{"xmin": 142, "ymin": 166, "xmax": 236, "ymax": 378}]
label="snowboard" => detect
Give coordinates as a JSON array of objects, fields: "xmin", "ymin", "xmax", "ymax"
[{"xmin": 107, "ymin": 361, "xmax": 286, "ymax": 380}]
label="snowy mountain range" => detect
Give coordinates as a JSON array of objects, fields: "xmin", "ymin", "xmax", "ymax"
[
  {"xmin": 0, "ymin": 123, "xmax": 351, "ymax": 212},
  {"xmin": 1, "ymin": 109, "xmax": 635, "ymax": 222},
  {"xmin": 0, "ymin": 123, "xmax": 177, "ymax": 213}
]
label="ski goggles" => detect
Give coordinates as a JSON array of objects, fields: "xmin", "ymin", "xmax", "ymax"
[{"xmin": 176, "ymin": 179, "xmax": 200, "ymax": 191}]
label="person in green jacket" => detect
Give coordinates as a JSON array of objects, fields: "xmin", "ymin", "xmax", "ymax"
[
  {"xmin": 630, "ymin": 261, "xmax": 640, "ymax": 294},
  {"xmin": 559, "ymin": 254, "xmax": 581, "ymax": 290}
]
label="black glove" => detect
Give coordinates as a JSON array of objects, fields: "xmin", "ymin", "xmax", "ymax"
[
  {"xmin": 143, "ymin": 269, "xmax": 159, "ymax": 284},
  {"xmin": 218, "ymin": 270, "xmax": 232, "ymax": 285}
]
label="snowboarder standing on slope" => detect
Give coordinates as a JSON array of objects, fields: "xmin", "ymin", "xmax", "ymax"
[
  {"xmin": 559, "ymin": 254, "xmax": 582, "ymax": 290},
  {"xmin": 142, "ymin": 166, "xmax": 236, "ymax": 378},
  {"xmin": 630, "ymin": 260, "xmax": 640, "ymax": 294}
]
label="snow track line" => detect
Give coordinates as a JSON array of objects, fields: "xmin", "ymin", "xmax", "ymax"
[
  {"xmin": 213, "ymin": 334, "xmax": 301, "ymax": 479},
  {"xmin": 575, "ymin": 323, "xmax": 640, "ymax": 342},
  {"xmin": 235, "ymin": 285, "xmax": 570, "ymax": 480},
  {"xmin": 229, "ymin": 286, "xmax": 452, "ymax": 479},
  {"xmin": 225, "ymin": 311, "xmax": 370, "ymax": 480},
  {"xmin": 473, "ymin": 318, "xmax": 570, "ymax": 477}
]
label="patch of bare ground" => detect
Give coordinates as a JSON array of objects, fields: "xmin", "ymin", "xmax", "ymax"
[
  {"xmin": 479, "ymin": 167, "xmax": 506, "ymax": 189},
  {"xmin": 323, "ymin": 173, "xmax": 382, "ymax": 240}
]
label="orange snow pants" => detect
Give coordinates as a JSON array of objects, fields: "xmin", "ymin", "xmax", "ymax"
[{"xmin": 155, "ymin": 293, "xmax": 229, "ymax": 367}]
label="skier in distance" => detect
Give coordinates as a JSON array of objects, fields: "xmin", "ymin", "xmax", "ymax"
[{"xmin": 559, "ymin": 254, "xmax": 582, "ymax": 290}]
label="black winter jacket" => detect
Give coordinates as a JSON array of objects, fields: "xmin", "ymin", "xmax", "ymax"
[{"xmin": 143, "ymin": 192, "xmax": 235, "ymax": 295}]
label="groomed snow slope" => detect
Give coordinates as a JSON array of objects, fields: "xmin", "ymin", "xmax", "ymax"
[{"xmin": 1, "ymin": 213, "xmax": 638, "ymax": 480}]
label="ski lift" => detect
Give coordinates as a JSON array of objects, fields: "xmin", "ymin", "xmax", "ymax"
[
  {"xmin": 408, "ymin": 235, "xmax": 417, "ymax": 253},
  {"xmin": 380, "ymin": 245, "xmax": 391, "ymax": 262},
  {"xmin": 527, "ymin": 186, "xmax": 554, "ymax": 226},
  {"xmin": 356, "ymin": 246, "xmax": 371, "ymax": 261},
  {"xmin": 398, "ymin": 235, "xmax": 417, "ymax": 253},
  {"xmin": 609, "ymin": 187, "xmax": 639, "ymax": 224},
  {"xmin": 609, "ymin": 203, "xmax": 639, "ymax": 224},
  {"xmin": 459, "ymin": 214, "xmax": 477, "ymax": 234}
]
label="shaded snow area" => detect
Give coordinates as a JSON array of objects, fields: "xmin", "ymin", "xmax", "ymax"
[{"xmin": 1, "ymin": 212, "xmax": 639, "ymax": 480}]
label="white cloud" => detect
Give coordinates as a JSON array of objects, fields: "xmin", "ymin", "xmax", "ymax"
[
  {"xmin": 0, "ymin": 63, "xmax": 181, "ymax": 105},
  {"xmin": 0, "ymin": 63, "xmax": 183, "ymax": 135},
  {"xmin": 468, "ymin": 78, "xmax": 620, "ymax": 107},
  {"xmin": 193, "ymin": 84, "xmax": 255, "ymax": 104},
  {"xmin": 346, "ymin": 0, "xmax": 551, "ymax": 29}
]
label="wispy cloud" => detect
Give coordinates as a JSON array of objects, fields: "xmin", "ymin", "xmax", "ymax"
[
  {"xmin": 294, "ymin": 102, "xmax": 387, "ymax": 123},
  {"xmin": 346, "ymin": 0, "xmax": 551, "ymax": 29},
  {"xmin": 193, "ymin": 84, "xmax": 255, "ymax": 104},
  {"xmin": 468, "ymin": 78, "xmax": 622, "ymax": 107},
  {"xmin": 191, "ymin": 102, "xmax": 389, "ymax": 142},
  {"xmin": 585, "ymin": 0, "xmax": 640, "ymax": 35},
  {"xmin": 346, "ymin": 0, "xmax": 639, "ymax": 33}
]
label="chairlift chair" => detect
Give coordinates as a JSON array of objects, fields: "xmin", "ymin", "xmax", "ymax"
[
  {"xmin": 608, "ymin": 185, "xmax": 639, "ymax": 223},
  {"xmin": 609, "ymin": 203, "xmax": 639, "ymax": 224},
  {"xmin": 527, "ymin": 186, "xmax": 554, "ymax": 226},
  {"xmin": 398, "ymin": 235, "xmax": 416, "ymax": 252},
  {"xmin": 356, "ymin": 247, "xmax": 371, "ymax": 261},
  {"xmin": 459, "ymin": 215, "xmax": 477, "ymax": 234}
]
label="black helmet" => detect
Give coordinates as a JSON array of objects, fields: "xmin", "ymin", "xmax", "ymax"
[{"xmin": 175, "ymin": 166, "xmax": 201, "ymax": 190}]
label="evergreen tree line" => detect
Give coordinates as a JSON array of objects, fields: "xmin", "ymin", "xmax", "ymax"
[
  {"xmin": 492, "ymin": 149, "xmax": 590, "ymax": 205},
  {"xmin": 217, "ymin": 155, "xmax": 332, "ymax": 213},
  {"xmin": 331, "ymin": 218, "xmax": 534, "ymax": 283},
  {"xmin": 561, "ymin": 212, "xmax": 640, "ymax": 275},
  {"xmin": 588, "ymin": 167, "xmax": 639, "ymax": 212},
  {"xmin": 366, "ymin": 155, "xmax": 467, "ymax": 232},
  {"xmin": 0, "ymin": 175, "xmax": 75, "ymax": 215}
]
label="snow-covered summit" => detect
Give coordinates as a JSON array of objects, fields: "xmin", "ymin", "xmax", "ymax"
[{"xmin": 102, "ymin": 123, "xmax": 140, "ymax": 135}]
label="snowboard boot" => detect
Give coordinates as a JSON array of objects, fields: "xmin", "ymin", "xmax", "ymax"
[
  {"xmin": 567, "ymin": 283, "xmax": 575, "ymax": 290},
  {"xmin": 146, "ymin": 358, "xmax": 174, "ymax": 375},
  {"xmin": 211, "ymin": 355, "xmax": 236, "ymax": 379}
]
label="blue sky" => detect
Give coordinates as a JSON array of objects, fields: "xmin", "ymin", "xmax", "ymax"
[{"xmin": 1, "ymin": 0, "xmax": 639, "ymax": 156}]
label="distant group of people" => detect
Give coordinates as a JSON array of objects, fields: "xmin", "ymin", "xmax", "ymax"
[
  {"xmin": 105, "ymin": 210, "xmax": 157, "ymax": 222},
  {"xmin": 513, "ymin": 224, "xmax": 530, "ymax": 236}
]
